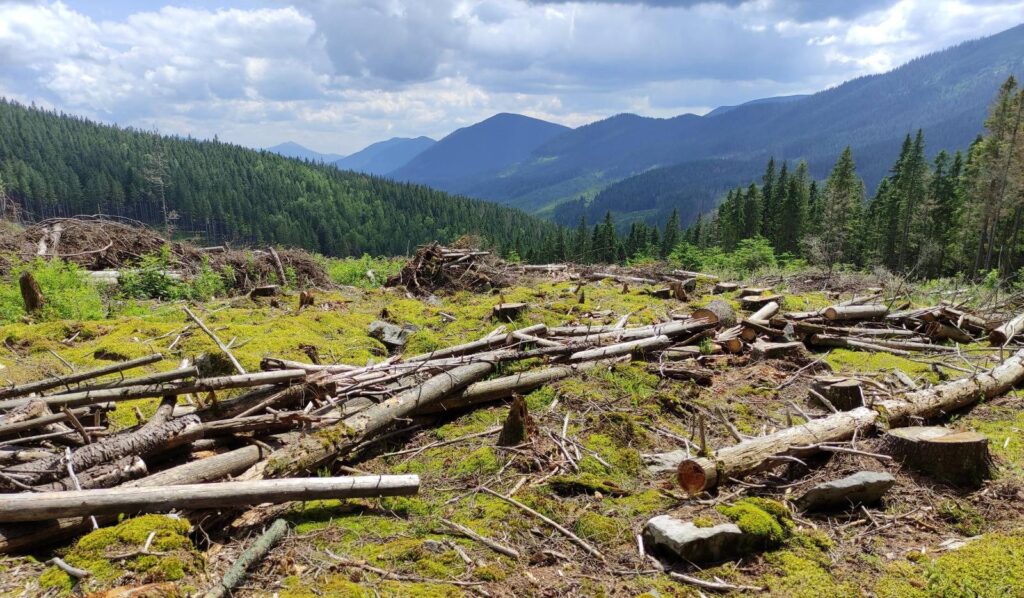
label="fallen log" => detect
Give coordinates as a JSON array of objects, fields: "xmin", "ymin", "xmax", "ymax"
[
  {"xmin": 405, "ymin": 324, "xmax": 546, "ymax": 362},
  {"xmin": 240, "ymin": 362, "xmax": 493, "ymax": 480},
  {"xmin": 990, "ymin": 312, "xmax": 1024, "ymax": 346},
  {"xmin": 0, "ymin": 354, "xmax": 164, "ymax": 400},
  {"xmin": 674, "ymin": 346, "xmax": 1024, "ymax": 494},
  {"xmin": 203, "ymin": 518, "xmax": 289, "ymax": 598},
  {"xmin": 568, "ymin": 335, "xmax": 671, "ymax": 362},
  {"xmin": 647, "ymin": 364, "xmax": 714, "ymax": 385},
  {"xmin": 0, "ymin": 476, "xmax": 420, "ymax": 522},
  {"xmin": 35, "ymin": 455, "xmax": 148, "ymax": 492},
  {"xmin": 823, "ymin": 304, "xmax": 888, "ymax": 321},
  {"xmin": 691, "ymin": 300, "xmax": 736, "ymax": 328},
  {"xmin": 0, "ymin": 370, "xmax": 307, "ymax": 411}
]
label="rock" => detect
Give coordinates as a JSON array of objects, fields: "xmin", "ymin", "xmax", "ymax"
[
  {"xmin": 368, "ymin": 320, "xmax": 415, "ymax": 351},
  {"xmin": 642, "ymin": 450, "xmax": 688, "ymax": 474},
  {"xmin": 795, "ymin": 471, "xmax": 895, "ymax": 511},
  {"xmin": 643, "ymin": 515, "xmax": 760, "ymax": 564}
]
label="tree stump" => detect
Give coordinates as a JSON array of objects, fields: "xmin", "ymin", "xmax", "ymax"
[
  {"xmin": 497, "ymin": 395, "xmax": 534, "ymax": 447},
  {"xmin": 298, "ymin": 291, "xmax": 315, "ymax": 310},
  {"xmin": 883, "ymin": 426, "xmax": 992, "ymax": 487},
  {"xmin": 692, "ymin": 300, "xmax": 736, "ymax": 328},
  {"xmin": 811, "ymin": 377, "xmax": 864, "ymax": 411},
  {"xmin": 740, "ymin": 294, "xmax": 783, "ymax": 310},
  {"xmin": 712, "ymin": 282, "xmax": 740, "ymax": 294},
  {"xmin": 751, "ymin": 340, "xmax": 808, "ymax": 361},
  {"xmin": 19, "ymin": 272, "xmax": 45, "ymax": 313},
  {"xmin": 249, "ymin": 285, "xmax": 280, "ymax": 298},
  {"xmin": 492, "ymin": 302, "xmax": 528, "ymax": 321}
]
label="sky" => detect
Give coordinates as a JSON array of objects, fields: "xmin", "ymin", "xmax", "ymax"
[{"xmin": 0, "ymin": 1, "xmax": 1022, "ymax": 155}]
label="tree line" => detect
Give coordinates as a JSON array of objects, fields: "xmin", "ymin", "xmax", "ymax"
[
  {"xmin": 679, "ymin": 76, "xmax": 1024, "ymax": 280},
  {"xmin": 0, "ymin": 99, "xmax": 554, "ymax": 257}
]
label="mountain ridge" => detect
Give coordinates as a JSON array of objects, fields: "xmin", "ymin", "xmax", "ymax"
[{"xmin": 334, "ymin": 136, "xmax": 435, "ymax": 175}]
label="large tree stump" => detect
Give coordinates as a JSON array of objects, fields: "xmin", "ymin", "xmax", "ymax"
[
  {"xmin": 497, "ymin": 394, "xmax": 535, "ymax": 447},
  {"xmin": 18, "ymin": 272, "xmax": 45, "ymax": 313},
  {"xmin": 692, "ymin": 300, "xmax": 736, "ymax": 328},
  {"xmin": 883, "ymin": 426, "xmax": 992, "ymax": 487},
  {"xmin": 492, "ymin": 302, "xmax": 528, "ymax": 321}
]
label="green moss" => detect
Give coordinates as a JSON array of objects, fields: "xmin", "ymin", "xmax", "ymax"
[
  {"xmin": 604, "ymin": 489, "xmax": 673, "ymax": 517},
  {"xmin": 574, "ymin": 511, "xmax": 626, "ymax": 545},
  {"xmin": 874, "ymin": 531, "xmax": 1024, "ymax": 597},
  {"xmin": 938, "ymin": 500, "xmax": 986, "ymax": 536},
  {"xmin": 40, "ymin": 515, "xmax": 200, "ymax": 596},
  {"xmin": 824, "ymin": 349, "xmax": 938, "ymax": 383},
  {"xmin": 717, "ymin": 498, "xmax": 793, "ymax": 546},
  {"xmin": 963, "ymin": 406, "xmax": 1024, "ymax": 477},
  {"xmin": 453, "ymin": 446, "xmax": 500, "ymax": 476},
  {"xmin": 473, "ymin": 564, "xmax": 507, "ymax": 582},
  {"xmin": 692, "ymin": 516, "xmax": 715, "ymax": 528},
  {"xmin": 580, "ymin": 433, "xmax": 642, "ymax": 478},
  {"xmin": 765, "ymin": 550, "xmax": 856, "ymax": 598},
  {"xmin": 547, "ymin": 473, "xmax": 626, "ymax": 496}
]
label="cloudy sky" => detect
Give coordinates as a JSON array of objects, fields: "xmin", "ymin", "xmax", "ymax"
[{"xmin": 1, "ymin": 0, "xmax": 1021, "ymax": 155}]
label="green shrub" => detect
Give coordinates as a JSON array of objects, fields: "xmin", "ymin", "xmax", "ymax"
[
  {"xmin": 119, "ymin": 246, "xmax": 189, "ymax": 300},
  {"xmin": 0, "ymin": 258, "xmax": 105, "ymax": 323},
  {"xmin": 321, "ymin": 254, "xmax": 404, "ymax": 288}
]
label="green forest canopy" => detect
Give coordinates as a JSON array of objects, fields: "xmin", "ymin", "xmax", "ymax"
[{"xmin": 0, "ymin": 99, "xmax": 555, "ymax": 257}]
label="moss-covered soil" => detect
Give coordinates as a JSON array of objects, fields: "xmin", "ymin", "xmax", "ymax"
[{"xmin": 2, "ymin": 272, "xmax": 1023, "ymax": 597}]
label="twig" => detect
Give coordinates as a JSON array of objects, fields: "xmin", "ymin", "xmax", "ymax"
[
  {"xmin": 183, "ymin": 306, "xmax": 246, "ymax": 374},
  {"xmin": 668, "ymin": 571, "xmax": 763, "ymax": 592},
  {"xmin": 479, "ymin": 487, "xmax": 604, "ymax": 560},
  {"xmin": 440, "ymin": 518, "xmax": 521, "ymax": 559},
  {"xmin": 61, "ymin": 406, "xmax": 92, "ymax": 445},
  {"xmin": 46, "ymin": 557, "xmax": 91, "ymax": 580}
]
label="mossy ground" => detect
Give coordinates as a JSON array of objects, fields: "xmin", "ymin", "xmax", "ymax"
[{"xmin": 3, "ymin": 272, "xmax": 1024, "ymax": 596}]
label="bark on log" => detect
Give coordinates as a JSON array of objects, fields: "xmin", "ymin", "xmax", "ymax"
[
  {"xmin": 674, "ymin": 347, "xmax": 1024, "ymax": 494},
  {"xmin": 3, "ymin": 415, "xmax": 201, "ymax": 486},
  {"xmin": 925, "ymin": 322, "xmax": 974, "ymax": 344},
  {"xmin": 406, "ymin": 324, "xmax": 546, "ymax": 362},
  {"xmin": 751, "ymin": 340, "xmax": 808, "ymax": 361},
  {"xmin": 990, "ymin": 312, "xmax": 1024, "ymax": 346},
  {"xmin": 18, "ymin": 272, "xmax": 45, "ymax": 313},
  {"xmin": 747, "ymin": 301, "xmax": 780, "ymax": 323},
  {"xmin": 647, "ymin": 364, "xmax": 715, "ymax": 385},
  {"xmin": 882, "ymin": 426, "xmax": 991, "ymax": 487},
  {"xmin": 823, "ymin": 305, "xmax": 889, "ymax": 321},
  {"xmin": 691, "ymin": 300, "xmax": 736, "ymax": 328},
  {"xmin": 568, "ymin": 335, "xmax": 672, "ymax": 362},
  {"xmin": 35, "ymin": 455, "xmax": 148, "ymax": 491},
  {"xmin": 0, "ymin": 354, "xmax": 163, "ymax": 400},
  {"xmin": 240, "ymin": 362, "xmax": 493, "ymax": 480},
  {"xmin": 268, "ymin": 246, "xmax": 288, "ymax": 286},
  {"xmin": 0, "ymin": 370, "xmax": 307, "ymax": 411},
  {"xmin": 0, "ymin": 476, "xmax": 420, "ymax": 522}
]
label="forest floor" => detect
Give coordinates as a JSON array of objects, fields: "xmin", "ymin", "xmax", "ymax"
[{"xmin": 1, "ymin": 266, "xmax": 1023, "ymax": 597}]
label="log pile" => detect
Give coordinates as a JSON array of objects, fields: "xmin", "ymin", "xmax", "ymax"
[{"xmin": 386, "ymin": 243, "xmax": 515, "ymax": 295}]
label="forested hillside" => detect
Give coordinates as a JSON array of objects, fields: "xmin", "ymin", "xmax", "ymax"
[
  {"xmin": 0, "ymin": 100, "xmax": 554, "ymax": 256},
  {"xmin": 472, "ymin": 24, "xmax": 1024, "ymax": 226}
]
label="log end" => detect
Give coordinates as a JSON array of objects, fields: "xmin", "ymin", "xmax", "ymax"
[
  {"xmin": 823, "ymin": 307, "xmax": 839, "ymax": 320},
  {"xmin": 677, "ymin": 458, "xmax": 716, "ymax": 495}
]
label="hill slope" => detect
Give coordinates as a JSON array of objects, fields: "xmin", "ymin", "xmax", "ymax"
[
  {"xmin": 334, "ymin": 136, "xmax": 435, "ymax": 175},
  {"xmin": 389, "ymin": 113, "xmax": 570, "ymax": 189},
  {"xmin": 266, "ymin": 141, "xmax": 345, "ymax": 163},
  {"xmin": 461, "ymin": 23, "xmax": 1024, "ymax": 225},
  {"xmin": 0, "ymin": 100, "xmax": 553, "ymax": 256}
]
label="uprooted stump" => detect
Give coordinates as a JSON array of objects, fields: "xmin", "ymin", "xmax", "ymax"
[{"xmin": 883, "ymin": 426, "xmax": 992, "ymax": 487}]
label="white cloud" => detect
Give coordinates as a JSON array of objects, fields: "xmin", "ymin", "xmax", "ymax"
[{"xmin": 0, "ymin": 0, "xmax": 1021, "ymax": 153}]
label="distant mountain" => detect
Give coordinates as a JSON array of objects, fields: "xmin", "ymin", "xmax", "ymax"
[
  {"xmin": 389, "ymin": 113, "xmax": 570, "ymax": 189},
  {"xmin": 414, "ymin": 23, "xmax": 1023, "ymax": 228},
  {"xmin": 704, "ymin": 94, "xmax": 810, "ymax": 118},
  {"xmin": 266, "ymin": 141, "xmax": 345, "ymax": 163},
  {"xmin": 335, "ymin": 136, "xmax": 435, "ymax": 175}
]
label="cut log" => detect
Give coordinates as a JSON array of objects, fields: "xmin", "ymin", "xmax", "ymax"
[
  {"xmin": 18, "ymin": 272, "xmax": 45, "ymax": 313},
  {"xmin": 406, "ymin": 324, "xmax": 546, "ymax": 361},
  {"xmin": 35, "ymin": 456, "xmax": 148, "ymax": 492},
  {"xmin": 647, "ymin": 364, "xmax": 714, "ymax": 385},
  {"xmin": 823, "ymin": 304, "xmax": 889, "ymax": 321},
  {"xmin": 925, "ymin": 321, "xmax": 973, "ymax": 344},
  {"xmin": 492, "ymin": 302, "xmax": 528, "ymax": 321},
  {"xmin": 811, "ymin": 378, "xmax": 864, "ymax": 411},
  {"xmin": 691, "ymin": 300, "xmax": 736, "ymax": 328},
  {"xmin": 568, "ymin": 335, "xmax": 672, "ymax": 362},
  {"xmin": 747, "ymin": 301, "xmax": 780, "ymax": 323},
  {"xmin": 496, "ymin": 395, "xmax": 534, "ymax": 447},
  {"xmin": 882, "ymin": 427, "xmax": 991, "ymax": 487},
  {"xmin": 417, "ymin": 362, "xmax": 601, "ymax": 414},
  {"xmin": 808, "ymin": 334, "xmax": 912, "ymax": 355},
  {"xmin": 990, "ymin": 312, "xmax": 1024, "ymax": 346},
  {"xmin": 739, "ymin": 287, "xmax": 770, "ymax": 297},
  {"xmin": 0, "ymin": 354, "xmax": 163, "ymax": 400},
  {"xmin": 0, "ymin": 476, "xmax": 420, "ymax": 522},
  {"xmin": 674, "ymin": 346, "xmax": 1024, "ymax": 494},
  {"xmin": 714, "ymin": 326, "xmax": 744, "ymax": 354},
  {"xmin": 740, "ymin": 294, "xmax": 783, "ymax": 310},
  {"xmin": 751, "ymin": 340, "xmax": 808, "ymax": 361},
  {"xmin": 248, "ymin": 285, "xmax": 280, "ymax": 298}
]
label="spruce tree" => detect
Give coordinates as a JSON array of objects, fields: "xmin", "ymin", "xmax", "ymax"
[
  {"xmin": 661, "ymin": 209, "xmax": 680, "ymax": 258},
  {"xmin": 809, "ymin": 147, "xmax": 864, "ymax": 272}
]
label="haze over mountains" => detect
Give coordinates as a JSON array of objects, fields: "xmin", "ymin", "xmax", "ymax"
[
  {"xmin": 319, "ymin": 22, "xmax": 1024, "ymax": 230},
  {"xmin": 334, "ymin": 137, "xmax": 436, "ymax": 175},
  {"xmin": 265, "ymin": 142, "xmax": 345, "ymax": 164}
]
